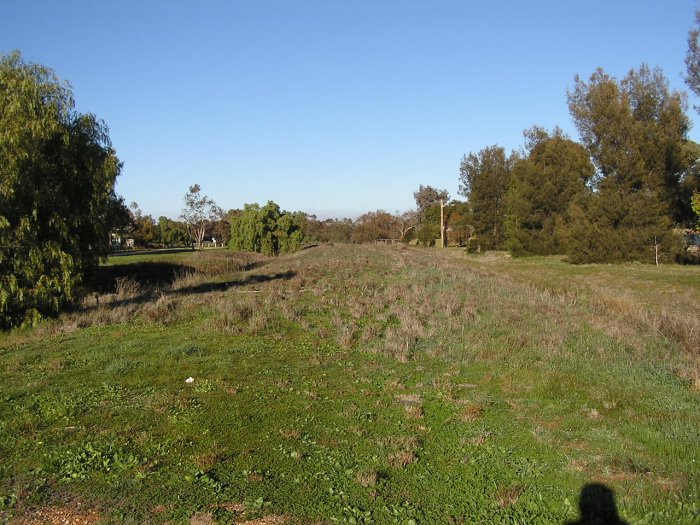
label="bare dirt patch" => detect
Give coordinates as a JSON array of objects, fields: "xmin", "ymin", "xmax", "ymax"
[{"xmin": 9, "ymin": 505, "xmax": 101, "ymax": 525}]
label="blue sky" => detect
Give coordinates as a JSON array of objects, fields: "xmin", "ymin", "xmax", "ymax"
[{"xmin": 2, "ymin": 1, "xmax": 699, "ymax": 219}]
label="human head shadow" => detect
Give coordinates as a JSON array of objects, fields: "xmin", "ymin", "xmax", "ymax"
[{"xmin": 565, "ymin": 483, "xmax": 628, "ymax": 525}]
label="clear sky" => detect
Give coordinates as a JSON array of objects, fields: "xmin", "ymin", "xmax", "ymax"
[{"xmin": 2, "ymin": 1, "xmax": 699, "ymax": 219}]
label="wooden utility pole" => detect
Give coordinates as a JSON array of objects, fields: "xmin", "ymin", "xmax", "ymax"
[
  {"xmin": 440, "ymin": 198, "xmax": 445, "ymax": 248},
  {"xmin": 654, "ymin": 236, "xmax": 660, "ymax": 266}
]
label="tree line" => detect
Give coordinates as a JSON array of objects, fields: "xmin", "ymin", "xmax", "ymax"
[
  {"xmin": 4, "ymin": 13, "xmax": 700, "ymax": 329},
  {"xmin": 452, "ymin": 65, "xmax": 700, "ymax": 264}
]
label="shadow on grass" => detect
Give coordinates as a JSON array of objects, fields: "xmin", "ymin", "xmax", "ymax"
[
  {"xmin": 565, "ymin": 483, "xmax": 628, "ymax": 525},
  {"xmin": 172, "ymin": 271, "xmax": 296, "ymax": 296},
  {"xmin": 83, "ymin": 262, "xmax": 296, "ymax": 310},
  {"xmin": 80, "ymin": 261, "xmax": 294, "ymax": 310},
  {"xmin": 89, "ymin": 262, "xmax": 197, "ymax": 294},
  {"xmin": 108, "ymin": 247, "xmax": 194, "ymax": 258},
  {"xmin": 90, "ymin": 257, "xmax": 268, "ymax": 295}
]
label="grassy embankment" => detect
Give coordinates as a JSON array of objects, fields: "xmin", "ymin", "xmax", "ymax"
[{"xmin": 1, "ymin": 245, "xmax": 698, "ymax": 524}]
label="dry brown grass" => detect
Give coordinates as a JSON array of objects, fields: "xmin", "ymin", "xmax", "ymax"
[
  {"xmin": 468, "ymin": 430, "xmax": 492, "ymax": 446},
  {"xmin": 355, "ymin": 469, "xmax": 379, "ymax": 487},
  {"xmin": 387, "ymin": 449, "xmax": 417, "ymax": 469},
  {"xmin": 379, "ymin": 434, "xmax": 421, "ymax": 469},
  {"xmin": 195, "ymin": 451, "xmax": 222, "ymax": 471},
  {"xmin": 141, "ymin": 293, "xmax": 180, "ymax": 324},
  {"xmin": 32, "ymin": 251, "xmax": 272, "ymax": 336},
  {"xmin": 279, "ymin": 429, "xmax": 301, "ymax": 439},
  {"xmin": 591, "ymin": 290, "xmax": 700, "ymax": 355},
  {"xmin": 245, "ymin": 470, "xmax": 265, "ymax": 482},
  {"xmin": 208, "ymin": 297, "xmax": 253, "ymax": 333},
  {"xmin": 403, "ymin": 404, "xmax": 424, "ymax": 419},
  {"xmin": 190, "ymin": 504, "xmax": 288, "ymax": 525},
  {"xmin": 494, "ymin": 485, "xmax": 522, "ymax": 507},
  {"xmin": 177, "ymin": 250, "xmax": 268, "ymax": 278},
  {"xmin": 461, "ymin": 403, "xmax": 485, "ymax": 422},
  {"xmin": 396, "ymin": 393, "xmax": 421, "ymax": 404}
]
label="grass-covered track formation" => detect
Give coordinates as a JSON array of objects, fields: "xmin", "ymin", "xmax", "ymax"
[{"xmin": 1, "ymin": 245, "xmax": 698, "ymax": 524}]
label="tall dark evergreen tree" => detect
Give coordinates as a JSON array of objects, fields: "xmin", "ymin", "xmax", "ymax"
[
  {"xmin": 565, "ymin": 65, "xmax": 690, "ymax": 262},
  {"xmin": 506, "ymin": 130, "xmax": 594, "ymax": 256},
  {"xmin": 458, "ymin": 145, "xmax": 515, "ymax": 250}
]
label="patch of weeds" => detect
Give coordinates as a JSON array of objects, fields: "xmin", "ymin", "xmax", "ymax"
[
  {"xmin": 47, "ymin": 441, "xmax": 142, "ymax": 482},
  {"xmin": 245, "ymin": 496, "xmax": 271, "ymax": 510},
  {"xmin": 193, "ymin": 379, "xmax": 217, "ymax": 393},
  {"xmin": 0, "ymin": 492, "xmax": 17, "ymax": 509},
  {"xmin": 30, "ymin": 391, "xmax": 94, "ymax": 423},
  {"xmin": 105, "ymin": 356, "xmax": 140, "ymax": 376},
  {"xmin": 608, "ymin": 454, "xmax": 653, "ymax": 475},
  {"xmin": 10, "ymin": 473, "xmax": 50, "ymax": 507},
  {"xmin": 99, "ymin": 382, "xmax": 124, "ymax": 401},
  {"xmin": 141, "ymin": 294, "xmax": 180, "ymax": 325},
  {"xmin": 211, "ymin": 505, "xmax": 239, "ymax": 525},
  {"xmin": 382, "ymin": 501, "xmax": 417, "ymax": 524},
  {"xmin": 242, "ymin": 496, "xmax": 272, "ymax": 521},
  {"xmin": 185, "ymin": 469, "xmax": 224, "ymax": 494},
  {"xmin": 2, "ymin": 245, "xmax": 699, "ymax": 524},
  {"xmin": 513, "ymin": 457, "xmax": 545, "ymax": 478},
  {"xmin": 340, "ymin": 504, "xmax": 374, "ymax": 524},
  {"xmin": 168, "ymin": 343, "xmax": 207, "ymax": 359}
]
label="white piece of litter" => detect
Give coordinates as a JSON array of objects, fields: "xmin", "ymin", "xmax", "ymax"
[{"xmin": 185, "ymin": 377, "xmax": 194, "ymax": 383}]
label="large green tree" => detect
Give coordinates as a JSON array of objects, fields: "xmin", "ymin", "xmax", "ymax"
[
  {"xmin": 506, "ymin": 129, "xmax": 594, "ymax": 256},
  {"xmin": 0, "ymin": 52, "xmax": 122, "ymax": 328},
  {"xmin": 568, "ymin": 66, "xmax": 689, "ymax": 212},
  {"xmin": 128, "ymin": 202, "xmax": 158, "ymax": 248},
  {"xmin": 565, "ymin": 65, "xmax": 689, "ymax": 262},
  {"xmin": 458, "ymin": 145, "xmax": 515, "ymax": 250},
  {"xmin": 157, "ymin": 216, "xmax": 189, "ymax": 247},
  {"xmin": 229, "ymin": 201, "xmax": 304, "ymax": 256}
]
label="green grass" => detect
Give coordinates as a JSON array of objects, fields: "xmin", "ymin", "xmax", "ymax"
[{"xmin": 1, "ymin": 246, "xmax": 698, "ymax": 524}]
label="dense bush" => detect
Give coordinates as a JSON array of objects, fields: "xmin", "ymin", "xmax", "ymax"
[{"xmin": 229, "ymin": 201, "xmax": 304, "ymax": 256}]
